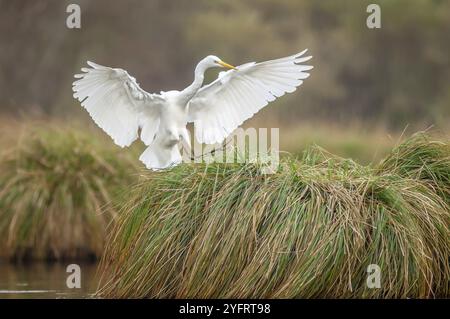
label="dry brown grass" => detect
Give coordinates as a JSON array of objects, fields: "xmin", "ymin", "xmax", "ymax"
[{"xmin": 0, "ymin": 122, "xmax": 140, "ymax": 261}]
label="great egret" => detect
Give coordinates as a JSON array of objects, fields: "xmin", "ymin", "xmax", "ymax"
[{"xmin": 73, "ymin": 50, "xmax": 313, "ymax": 170}]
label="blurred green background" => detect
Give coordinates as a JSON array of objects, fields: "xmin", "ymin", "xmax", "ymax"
[{"xmin": 0, "ymin": 0, "xmax": 449, "ymax": 162}]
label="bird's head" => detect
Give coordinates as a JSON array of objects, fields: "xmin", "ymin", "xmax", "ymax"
[{"xmin": 204, "ymin": 55, "xmax": 237, "ymax": 70}]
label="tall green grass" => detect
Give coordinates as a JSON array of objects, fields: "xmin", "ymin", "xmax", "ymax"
[
  {"xmin": 97, "ymin": 134, "xmax": 449, "ymax": 298},
  {"xmin": 378, "ymin": 133, "xmax": 450, "ymax": 204},
  {"xmin": 0, "ymin": 125, "xmax": 139, "ymax": 261}
]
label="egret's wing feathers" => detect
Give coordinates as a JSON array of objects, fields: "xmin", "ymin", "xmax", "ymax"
[
  {"xmin": 188, "ymin": 50, "xmax": 313, "ymax": 144},
  {"xmin": 73, "ymin": 61, "xmax": 164, "ymax": 147}
]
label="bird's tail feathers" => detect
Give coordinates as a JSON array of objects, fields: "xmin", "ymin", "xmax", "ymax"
[{"xmin": 139, "ymin": 142, "xmax": 182, "ymax": 171}]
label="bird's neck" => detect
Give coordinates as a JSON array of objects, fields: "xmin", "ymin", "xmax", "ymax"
[{"xmin": 180, "ymin": 62, "xmax": 206, "ymax": 104}]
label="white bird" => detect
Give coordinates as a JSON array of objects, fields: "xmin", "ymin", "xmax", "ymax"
[{"xmin": 72, "ymin": 50, "xmax": 313, "ymax": 170}]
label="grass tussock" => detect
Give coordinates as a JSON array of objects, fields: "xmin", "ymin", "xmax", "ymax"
[
  {"xmin": 0, "ymin": 125, "xmax": 139, "ymax": 261},
  {"xmin": 378, "ymin": 133, "xmax": 450, "ymax": 204},
  {"xmin": 97, "ymin": 134, "xmax": 449, "ymax": 298}
]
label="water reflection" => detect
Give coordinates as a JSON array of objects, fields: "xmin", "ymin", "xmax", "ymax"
[{"xmin": 0, "ymin": 261, "xmax": 99, "ymax": 299}]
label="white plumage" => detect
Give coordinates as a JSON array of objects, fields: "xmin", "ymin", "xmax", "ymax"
[{"xmin": 73, "ymin": 50, "xmax": 313, "ymax": 170}]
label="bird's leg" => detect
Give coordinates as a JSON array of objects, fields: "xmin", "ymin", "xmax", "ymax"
[{"xmin": 189, "ymin": 138, "xmax": 234, "ymax": 162}]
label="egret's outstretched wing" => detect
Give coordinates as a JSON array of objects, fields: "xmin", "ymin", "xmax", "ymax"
[
  {"xmin": 188, "ymin": 50, "xmax": 313, "ymax": 144},
  {"xmin": 72, "ymin": 61, "xmax": 164, "ymax": 147}
]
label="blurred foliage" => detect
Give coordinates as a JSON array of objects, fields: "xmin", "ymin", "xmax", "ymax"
[
  {"xmin": 0, "ymin": 122, "xmax": 140, "ymax": 260},
  {"xmin": 0, "ymin": 0, "xmax": 449, "ymax": 129}
]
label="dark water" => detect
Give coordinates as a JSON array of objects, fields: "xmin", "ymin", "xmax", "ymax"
[{"xmin": 0, "ymin": 262, "xmax": 99, "ymax": 299}]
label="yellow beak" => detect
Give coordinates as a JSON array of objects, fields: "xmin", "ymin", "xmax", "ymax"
[{"xmin": 218, "ymin": 60, "xmax": 237, "ymax": 70}]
